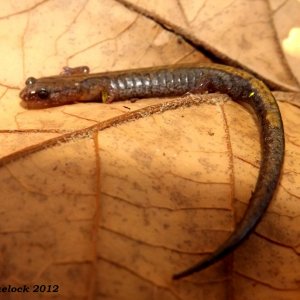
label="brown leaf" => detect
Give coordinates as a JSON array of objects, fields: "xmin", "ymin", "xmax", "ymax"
[
  {"xmin": 120, "ymin": 0, "xmax": 300, "ymax": 91},
  {"xmin": 270, "ymin": 0, "xmax": 300, "ymax": 85},
  {"xmin": 0, "ymin": 1, "xmax": 300, "ymax": 300}
]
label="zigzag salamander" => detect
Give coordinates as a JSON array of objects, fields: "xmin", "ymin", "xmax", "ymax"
[{"xmin": 19, "ymin": 64, "xmax": 285, "ymax": 280}]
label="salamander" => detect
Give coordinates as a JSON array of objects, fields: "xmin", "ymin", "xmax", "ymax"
[{"xmin": 19, "ymin": 64, "xmax": 285, "ymax": 280}]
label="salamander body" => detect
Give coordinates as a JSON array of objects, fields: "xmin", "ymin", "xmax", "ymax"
[{"xmin": 20, "ymin": 64, "xmax": 285, "ymax": 279}]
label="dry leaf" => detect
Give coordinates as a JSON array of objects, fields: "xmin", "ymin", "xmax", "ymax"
[
  {"xmin": 120, "ymin": 0, "xmax": 300, "ymax": 91},
  {"xmin": 270, "ymin": 0, "xmax": 300, "ymax": 82},
  {"xmin": 0, "ymin": 1, "xmax": 300, "ymax": 300}
]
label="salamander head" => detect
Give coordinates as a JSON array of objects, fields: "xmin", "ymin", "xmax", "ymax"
[{"xmin": 19, "ymin": 76, "xmax": 105, "ymax": 108}]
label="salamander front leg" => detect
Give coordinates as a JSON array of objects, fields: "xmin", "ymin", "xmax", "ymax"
[
  {"xmin": 101, "ymin": 88, "xmax": 117, "ymax": 103},
  {"xmin": 60, "ymin": 66, "xmax": 90, "ymax": 76}
]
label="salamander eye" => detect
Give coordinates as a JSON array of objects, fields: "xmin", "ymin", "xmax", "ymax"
[
  {"xmin": 37, "ymin": 88, "xmax": 49, "ymax": 99},
  {"xmin": 25, "ymin": 77, "xmax": 36, "ymax": 85}
]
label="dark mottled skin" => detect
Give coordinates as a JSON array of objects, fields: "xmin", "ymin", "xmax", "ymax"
[{"xmin": 19, "ymin": 64, "xmax": 285, "ymax": 279}]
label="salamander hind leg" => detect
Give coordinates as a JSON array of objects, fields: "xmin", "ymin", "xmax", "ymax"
[{"xmin": 60, "ymin": 66, "xmax": 90, "ymax": 76}]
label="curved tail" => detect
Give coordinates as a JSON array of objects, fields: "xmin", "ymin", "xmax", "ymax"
[{"xmin": 173, "ymin": 69, "xmax": 284, "ymax": 280}]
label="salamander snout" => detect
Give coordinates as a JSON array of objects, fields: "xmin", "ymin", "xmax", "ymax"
[
  {"xmin": 19, "ymin": 77, "xmax": 63, "ymax": 108},
  {"xmin": 20, "ymin": 73, "xmax": 109, "ymax": 108},
  {"xmin": 19, "ymin": 86, "xmax": 50, "ymax": 101},
  {"xmin": 20, "ymin": 76, "xmax": 50, "ymax": 101}
]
